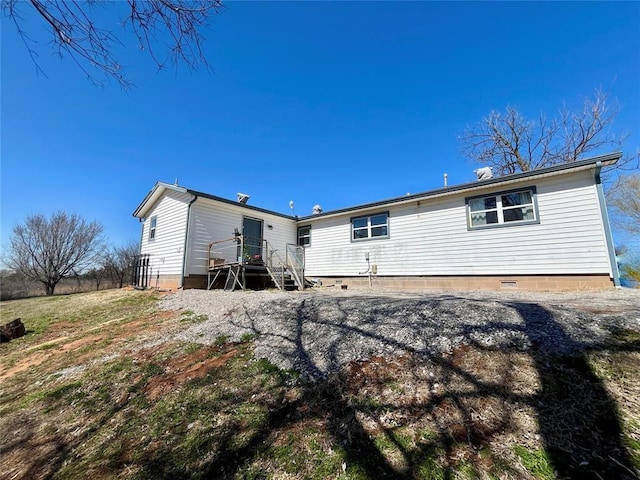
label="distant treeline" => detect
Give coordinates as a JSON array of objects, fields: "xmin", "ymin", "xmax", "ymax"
[{"xmin": 0, "ymin": 270, "xmax": 130, "ymax": 301}]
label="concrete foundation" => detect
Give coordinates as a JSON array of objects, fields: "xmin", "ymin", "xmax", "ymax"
[
  {"xmin": 151, "ymin": 274, "xmax": 614, "ymax": 292},
  {"xmin": 311, "ymin": 274, "xmax": 614, "ymax": 292}
]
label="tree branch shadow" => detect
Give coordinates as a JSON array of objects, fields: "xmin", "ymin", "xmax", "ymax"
[
  {"xmin": 9, "ymin": 292, "xmax": 637, "ymax": 479},
  {"xmin": 221, "ymin": 294, "xmax": 638, "ymax": 478},
  {"xmin": 508, "ymin": 301, "xmax": 637, "ymax": 479}
]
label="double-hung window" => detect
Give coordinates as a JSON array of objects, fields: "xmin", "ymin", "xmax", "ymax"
[
  {"xmin": 352, "ymin": 212, "xmax": 389, "ymax": 241},
  {"xmin": 149, "ymin": 216, "xmax": 157, "ymax": 240},
  {"xmin": 297, "ymin": 225, "xmax": 311, "ymax": 246},
  {"xmin": 466, "ymin": 187, "xmax": 538, "ymax": 229}
]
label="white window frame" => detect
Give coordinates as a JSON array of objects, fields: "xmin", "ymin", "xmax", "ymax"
[
  {"xmin": 466, "ymin": 187, "xmax": 539, "ymax": 230},
  {"xmin": 351, "ymin": 212, "xmax": 389, "ymax": 242},
  {"xmin": 297, "ymin": 225, "xmax": 311, "ymax": 246},
  {"xmin": 149, "ymin": 216, "xmax": 157, "ymax": 241}
]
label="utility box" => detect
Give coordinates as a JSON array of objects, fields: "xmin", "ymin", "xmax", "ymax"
[{"xmin": 371, "ymin": 264, "xmax": 378, "ymax": 275}]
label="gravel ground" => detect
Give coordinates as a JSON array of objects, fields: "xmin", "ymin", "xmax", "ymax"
[{"xmin": 161, "ymin": 287, "xmax": 640, "ymax": 379}]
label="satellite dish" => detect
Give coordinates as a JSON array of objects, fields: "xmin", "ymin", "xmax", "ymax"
[
  {"xmin": 237, "ymin": 193, "xmax": 250, "ymax": 204},
  {"xmin": 474, "ymin": 167, "xmax": 493, "ymax": 180},
  {"xmin": 312, "ymin": 204, "xmax": 323, "ymax": 214}
]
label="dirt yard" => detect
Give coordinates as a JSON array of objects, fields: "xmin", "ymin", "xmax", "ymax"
[{"xmin": 1, "ymin": 287, "xmax": 639, "ymax": 479}]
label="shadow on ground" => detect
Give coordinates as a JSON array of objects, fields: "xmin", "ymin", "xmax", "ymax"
[
  {"xmin": 4, "ymin": 293, "xmax": 639, "ymax": 479},
  {"xmin": 183, "ymin": 295, "xmax": 638, "ymax": 478}
]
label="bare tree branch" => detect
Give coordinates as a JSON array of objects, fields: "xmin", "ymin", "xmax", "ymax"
[
  {"xmin": 7, "ymin": 212, "xmax": 104, "ymax": 295},
  {"xmin": 2, "ymin": 0, "xmax": 223, "ymax": 88},
  {"xmin": 105, "ymin": 240, "xmax": 139, "ymax": 288},
  {"xmin": 459, "ymin": 89, "xmax": 632, "ymax": 176},
  {"xmin": 607, "ymin": 173, "xmax": 640, "ymax": 236}
]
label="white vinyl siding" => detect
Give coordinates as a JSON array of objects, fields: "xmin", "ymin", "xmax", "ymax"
[
  {"xmin": 139, "ymin": 190, "xmax": 192, "ymax": 276},
  {"xmin": 302, "ymin": 170, "xmax": 611, "ymax": 277},
  {"xmin": 185, "ymin": 198, "xmax": 297, "ymax": 276}
]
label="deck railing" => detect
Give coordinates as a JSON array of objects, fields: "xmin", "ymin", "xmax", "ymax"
[
  {"xmin": 207, "ymin": 236, "xmax": 304, "ymax": 290},
  {"xmin": 286, "ymin": 244, "xmax": 305, "ymax": 290},
  {"xmin": 207, "ymin": 235, "xmax": 266, "ymax": 268},
  {"xmin": 207, "ymin": 237, "xmax": 240, "ymax": 268}
]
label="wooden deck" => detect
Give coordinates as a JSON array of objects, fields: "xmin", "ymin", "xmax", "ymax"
[
  {"xmin": 206, "ymin": 237, "xmax": 304, "ymax": 291},
  {"xmin": 207, "ymin": 263, "xmax": 274, "ymax": 291}
]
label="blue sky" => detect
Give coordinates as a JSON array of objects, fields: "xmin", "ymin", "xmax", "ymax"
[{"xmin": 1, "ymin": 1, "xmax": 639, "ymax": 254}]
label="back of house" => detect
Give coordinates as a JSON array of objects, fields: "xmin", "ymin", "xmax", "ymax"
[
  {"xmin": 132, "ymin": 184, "xmax": 297, "ymax": 290},
  {"xmin": 132, "ymin": 152, "xmax": 621, "ymax": 292}
]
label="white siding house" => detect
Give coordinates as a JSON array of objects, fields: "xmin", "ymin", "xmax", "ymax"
[
  {"xmin": 134, "ymin": 188, "xmax": 192, "ymax": 288},
  {"xmin": 184, "ymin": 197, "xmax": 298, "ymax": 279},
  {"xmin": 133, "ymin": 153, "xmax": 621, "ymax": 291},
  {"xmin": 133, "ymin": 183, "xmax": 297, "ymax": 290}
]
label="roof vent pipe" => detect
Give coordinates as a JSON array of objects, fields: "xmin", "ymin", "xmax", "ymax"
[{"xmin": 443, "ymin": 173, "xmax": 448, "ymax": 187}]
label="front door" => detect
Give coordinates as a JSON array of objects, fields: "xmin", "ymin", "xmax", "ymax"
[{"xmin": 242, "ymin": 216, "xmax": 263, "ymax": 262}]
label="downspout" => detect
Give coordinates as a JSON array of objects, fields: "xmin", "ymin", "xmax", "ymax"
[
  {"xmin": 594, "ymin": 161, "xmax": 621, "ymax": 287},
  {"xmin": 180, "ymin": 194, "xmax": 198, "ymax": 289},
  {"xmin": 138, "ymin": 218, "xmax": 144, "ymax": 254},
  {"xmin": 133, "ymin": 218, "xmax": 145, "ymax": 287}
]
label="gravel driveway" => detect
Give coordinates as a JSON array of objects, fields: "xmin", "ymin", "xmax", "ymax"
[{"xmin": 161, "ymin": 287, "xmax": 640, "ymax": 379}]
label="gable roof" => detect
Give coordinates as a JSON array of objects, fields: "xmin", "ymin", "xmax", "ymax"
[
  {"xmin": 133, "ymin": 152, "xmax": 621, "ymax": 222},
  {"xmin": 132, "ymin": 182, "xmax": 296, "ymax": 220},
  {"xmin": 133, "ymin": 182, "xmax": 188, "ymax": 218},
  {"xmin": 297, "ymin": 152, "xmax": 621, "ymax": 221}
]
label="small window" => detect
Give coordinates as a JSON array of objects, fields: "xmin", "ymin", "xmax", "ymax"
[
  {"xmin": 351, "ymin": 212, "xmax": 389, "ymax": 241},
  {"xmin": 466, "ymin": 187, "xmax": 538, "ymax": 229},
  {"xmin": 149, "ymin": 216, "xmax": 157, "ymax": 240},
  {"xmin": 297, "ymin": 225, "xmax": 311, "ymax": 246}
]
